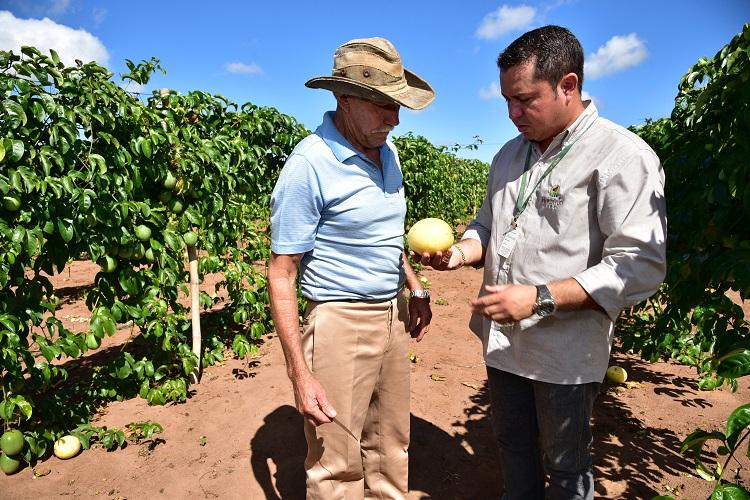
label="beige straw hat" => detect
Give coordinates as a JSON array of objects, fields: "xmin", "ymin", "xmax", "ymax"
[{"xmin": 305, "ymin": 37, "xmax": 435, "ymax": 110}]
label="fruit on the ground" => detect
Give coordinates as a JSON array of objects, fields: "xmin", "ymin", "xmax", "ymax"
[
  {"xmin": 0, "ymin": 429, "xmax": 24, "ymax": 456},
  {"xmin": 0, "ymin": 452, "xmax": 21, "ymax": 474},
  {"xmin": 135, "ymin": 225, "xmax": 152, "ymax": 241},
  {"xmin": 182, "ymin": 231, "xmax": 198, "ymax": 246},
  {"xmin": 407, "ymin": 218, "xmax": 454, "ymax": 254},
  {"xmin": 2, "ymin": 194, "xmax": 21, "ymax": 212},
  {"xmin": 606, "ymin": 365, "xmax": 628, "ymax": 383},
  {"xmin": 53, "ymin": 435, "xmax": 81, "ymax": 459}
]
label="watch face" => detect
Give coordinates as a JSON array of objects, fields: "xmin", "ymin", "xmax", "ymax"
[{"xmin": 535, "ymin": 299, "xmax": 555, "ymax": 317}]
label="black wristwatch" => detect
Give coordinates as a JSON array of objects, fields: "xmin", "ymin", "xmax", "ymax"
[{"xmin": 532, "ymin": 284, "xmax": 556, "ymax": 317}]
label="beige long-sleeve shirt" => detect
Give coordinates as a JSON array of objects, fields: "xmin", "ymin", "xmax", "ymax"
[{"xmin": 464, "ymin": 102, "xmax": 667, "ymax": 384}]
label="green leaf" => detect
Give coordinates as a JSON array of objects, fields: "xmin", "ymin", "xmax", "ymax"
[
  {"xmin": 116, "ymin": 363, "xmax": 132, "ymax": 379},
  {"xmin": 711, "ymin": 483, "xmax": 750, "ymax": 500},
  {"xmin": 717, "ymin": 352, "xmax": 750, "ymax": 379},
  {"xmin": 40, "ymin": 343, "xmax": 58, "ymax": 362},
  {"xmin": 0, "ymin": 395, "xmax": 33, "ymax": 421},
  {"xmin": 49, "ymin": 48, "xmax": 60, "ymax": 66},
  {"xmin": 9, "ymin": 140, "xmax": 25, "ymax": 163},
  {"xmin": 91, "ymin": 308, "xmax": 117, "ymax": 337},
  {"xmin": 2, "ymin": 99, "xmax": 27, "ymax": 129},
  {"xmin": 726, "ymin": 403, "xmax": 750, "ymax": 450},
  {"xmin": 141, "ymin": 138, "xmax": 152, "ymax": 158},
  {"xmin": 57, "ymin": 219, "xmax": 74, "ymax": 243},
  {"xmin": 681, "ymin": 429, "xmax": 726, "ymax": 454},
  {"xmin": 89, "ymin": 154, "xmax": 107, "ymax": 174}
]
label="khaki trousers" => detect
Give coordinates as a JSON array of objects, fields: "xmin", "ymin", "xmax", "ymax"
[{"xmin": 302, "ymin": 296, "xmax": 410, "ymax": 500}]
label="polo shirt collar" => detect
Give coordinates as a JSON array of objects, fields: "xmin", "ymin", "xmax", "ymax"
[{"xmin": 316, "ymin": 111, "xmax": 388, "ymax": 165}]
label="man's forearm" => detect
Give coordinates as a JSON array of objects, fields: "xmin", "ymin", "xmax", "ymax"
[
  {"xmin": 548, "ymin": 278, "xmax": 603, "ymax": 313},
  {"xmin": 402, "ymin": 250, "xmax": 424, "ymax": 292},
  {"xmin": 267, "ymin": 254, "xmax": 309, "ymax": 380},
  {"xmin": 455, "ymin": 238, "xmax": 485, "ymax": 267}
]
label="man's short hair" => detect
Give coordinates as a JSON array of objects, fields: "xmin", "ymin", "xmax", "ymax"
[{"xmin": 497, "ymin": 25, "xmax": 584, "ymax": 92}]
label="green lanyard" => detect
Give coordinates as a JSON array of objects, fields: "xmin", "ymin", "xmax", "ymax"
[{"xmin": 513, "ymin": 119, "xmax": 596, "ymax": 224}]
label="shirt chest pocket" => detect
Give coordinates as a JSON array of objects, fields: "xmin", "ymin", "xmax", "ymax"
[{"xmin": 534, "ymin": 177, "xmax": 590, "ymax": 235}]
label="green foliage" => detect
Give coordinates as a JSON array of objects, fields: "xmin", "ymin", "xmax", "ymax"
[
  {"xmin": 624, "ymin": 25, "xmax": 750, "ymax": 499},
  {"xmin": 0, "ymin": 44, "xmax": 488, "ymax": 466},
  {"xmin": 0, "ymin": 46, "xmax": 308, "ymax": 462},
  {"xmin": 676, "ymin": 404, "xmax": 750, "ymax": 498},
  {"xmin": 395, "ymin": 133, "xmax": 488, "ymax": 229},
  {"xmin": 73, "ymin": 420, "xmax": 163, "ymax": 451},
  {"xmin": 623, "ymin": 23, "xmax": 750, "ymax": 385}
]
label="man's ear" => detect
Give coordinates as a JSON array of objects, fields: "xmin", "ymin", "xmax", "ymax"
[
  {"xmin": 559, "ymin": 73, "xmax": 579, "ymax": 98},
  {"xmin": 335, "ymin": 93, "xmax": 350, "ymax": 111}
]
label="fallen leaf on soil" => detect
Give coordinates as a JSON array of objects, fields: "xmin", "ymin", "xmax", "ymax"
[
  {"xmin": 461, "ymin": 382, "xmax": 479, "ymax": 390},
  {"xmin": 624, "ymin": 381, "xmax": 642, "ymax": 389},
  {"xmin": 32, "ymin": 467, "xmax": 51, "ymax": 478},
  {"xmin": 430, "ymin": 373, "xmax": 446, "ymax": 382},
  {"xmin": 408, "ymin": 353, "xmax": 421, "ymax": 363}
]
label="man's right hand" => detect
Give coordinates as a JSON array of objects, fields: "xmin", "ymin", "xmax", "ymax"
[{"xmin": 292, "ymin": 371, "xmax": 337, "ymax": 426}]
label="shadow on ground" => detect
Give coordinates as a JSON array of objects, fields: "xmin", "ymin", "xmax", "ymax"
[
  {"xmin": 249, "ymin": 384, "xmax": 502, "ymax": 500},
  {"xmin": 249, "ymin": 358, "xmax": 715, "ymax": 500},
  {"xmin": 592, "ymin": 352, "xmax": 704, "ymax": 499}
]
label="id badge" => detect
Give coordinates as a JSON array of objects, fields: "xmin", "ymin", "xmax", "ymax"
[{"xmin": 498, "ymin": 227, "xmax": 520, "ymax": 258}]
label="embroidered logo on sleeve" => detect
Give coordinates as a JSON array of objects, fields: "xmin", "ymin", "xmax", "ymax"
[{"xmin": 541, "ymin": 184, "xmax": 564, "ymax": 210}]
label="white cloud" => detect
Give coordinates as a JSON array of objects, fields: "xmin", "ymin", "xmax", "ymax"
[
  {"xmin": 225, "ymin": 62, "xmax": 263, "ymax": 75},
  {"xmin": 479, "ymin": 81, "xmax": 502, "ymax": 100},
  {"xmin": 476, "ymin": 4, "xmax": 536, "ymax": 40},
  {"xmin": 585, "ymin": 33, "xmax": 647, "ymax": 80},
  {"xmin": 48, "ymin": 0, "xmax": 71, "ymax": 15},
  {"xmin": 120, "ymin": 81, "xmax": 145, "ymax": 94},
  {"xmin": 92, "ymin": 7, "xmax": 107, "ymax": 27},
  {"xmin": 581, "ymin": 90, "xmax": 600, "ymax": 107},
  {"xmin": 0, "ymin": 11, "xmax": 109, "ymax": 67}
]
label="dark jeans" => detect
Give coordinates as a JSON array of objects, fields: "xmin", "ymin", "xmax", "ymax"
[{"xmin": 487, "ymin": 367, "xmax": 600, "ymax": 500}]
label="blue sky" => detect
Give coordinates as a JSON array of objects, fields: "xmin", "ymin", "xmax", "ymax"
[{"xmin": 1, "ymin": 0, "xmax": 748, "ymax": 163}]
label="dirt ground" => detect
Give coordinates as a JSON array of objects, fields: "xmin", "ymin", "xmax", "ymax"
[{"xmin": 3, "ymin": 261, "xmax": 749, "ymax": 499}]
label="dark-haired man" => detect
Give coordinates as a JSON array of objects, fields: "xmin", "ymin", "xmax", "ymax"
[{"xmin": 417, "ymin": 26, "xmax": 667, "ymax": 499}]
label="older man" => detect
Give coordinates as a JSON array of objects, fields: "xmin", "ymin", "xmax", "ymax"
[
  {"xmin": 268, "ymin": 37, "xmax": 434, "ymax": 499},
  {"xmin": 418, "ymin": 26, "xmax": 667, "ymax": 499}
]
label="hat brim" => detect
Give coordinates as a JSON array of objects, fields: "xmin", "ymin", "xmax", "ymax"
[{"xmin": 305, "ymin": 68, "xmax": 435, "ymax": 110}]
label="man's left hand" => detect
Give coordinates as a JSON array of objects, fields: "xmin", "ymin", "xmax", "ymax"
[
  {"xmin": 470, "ymin": 284, "xmax": 536, "ymax": 322},
  {"xmin": 408, "ymin": 296, "xmax": 432, "ymax": 341}
]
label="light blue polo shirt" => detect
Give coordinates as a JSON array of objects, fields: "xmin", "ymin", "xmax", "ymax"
[{"xmin": 270, "ymin": 111, "xmax": 407, "ymax": 301}]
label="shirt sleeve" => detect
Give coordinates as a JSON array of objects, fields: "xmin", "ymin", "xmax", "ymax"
[
  {"xmin": 270, "ymin": 154, "xmax": 323, "ymax": 255},
  {"xmin": 573, "ymin": 148, "xmax": 667, "ymax": 321},
  {"xmin": 463, "ymin": 153, "xmax": 499, "ymax": 249}
]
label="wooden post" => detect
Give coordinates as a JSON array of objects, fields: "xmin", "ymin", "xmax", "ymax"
[{"xmin": 187, "ymin": 244, "xmax": 201, "ymax": 383}]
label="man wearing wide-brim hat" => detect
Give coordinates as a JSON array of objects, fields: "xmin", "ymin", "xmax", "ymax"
[{"xmin": 268, "ymin": 37, "xmax": 435, "ymax": 498}]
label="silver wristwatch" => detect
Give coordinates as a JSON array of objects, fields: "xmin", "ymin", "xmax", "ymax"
[
  {"xmin": 410, "ymin": 289, "xmax": 430, "ymax": 299},
  {"xmin": 532, "ymin": 284, "xmax": 556, "ymax": 317}
]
